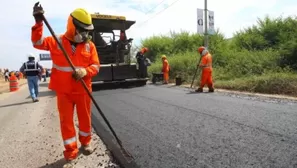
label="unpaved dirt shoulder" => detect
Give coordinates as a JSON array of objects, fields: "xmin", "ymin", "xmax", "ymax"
[
  {"xmin": 0, "ymin": 79, "xmax": 27, "ymax": 94},
  {"xmin": 0, "ymin": 84, "xmax": 116, "ymax": 168}
]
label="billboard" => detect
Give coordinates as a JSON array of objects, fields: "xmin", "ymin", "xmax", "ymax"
[
  {"xmin": 197, "ymin": 8, "xmax": 215, "ymax": 35},
  {"xmin": 197, "ymin": 8, "xmax": 204, "ymax": 34},
  {"xmin": 208, "ymin": 10, "xmax": 215, "ymax": 35},
  {"xmin": 39, "ymin": 53, "xmax": 51, "ymax": 61}
]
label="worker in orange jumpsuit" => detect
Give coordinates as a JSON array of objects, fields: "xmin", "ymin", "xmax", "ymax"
[
  {"xmin": 31, "ymin": 3, "xmax": 100, "ymax": 168},
  {"xmin": 161, "ymin": 55, "xmax": 170, "ymax": 84},
  {"xmin": 195, "ymin": 46, "xmax": 214, "ymax": 92}
]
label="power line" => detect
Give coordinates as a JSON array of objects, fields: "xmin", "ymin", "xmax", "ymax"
[
  {"xmin": 145, "ymin": 0, "xmax": 168, "ymax": 15},
  {"xmin": 137, "ymin": 0, "xmax": 182, "ymax": 27}
]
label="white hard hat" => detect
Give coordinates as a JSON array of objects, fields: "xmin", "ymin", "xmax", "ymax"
[{"xmin": 27, "ymin": 53, "xmax": 35, "ymax": 58}]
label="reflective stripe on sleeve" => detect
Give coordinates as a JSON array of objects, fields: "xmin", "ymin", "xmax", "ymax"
[
  {"xmin": 91, "ymin": 64, "xmax": 99, "ymax": 72},
  {"xmin": 32, "ymin": 37, "xmax": 44, "ymax": 45}
]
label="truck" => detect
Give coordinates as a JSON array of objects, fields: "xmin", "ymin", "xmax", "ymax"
[{"xmin": 89, "ymin": 13, "xmax": 149, "ymax": 87}]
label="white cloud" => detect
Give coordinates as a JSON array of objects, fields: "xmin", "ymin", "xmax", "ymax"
[{"xmin": 1, "ymin": 0, "xmax": 297, "ymax": 70}]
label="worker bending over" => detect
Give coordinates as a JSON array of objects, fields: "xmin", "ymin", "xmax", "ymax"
[
  {"xmin": 195, "ymin": 46, "xmax": 214, "ymax": 92},
  {"xmin": 31, "ymin": 3, "xmax": 100, "ymax": 168},
  {"xmin": 161, "ymin": 55, "xmax": 170, "ymax": 84},
  {"xmin": 20, "ymin": 54, "xmax": 44, "ymax": 102}
]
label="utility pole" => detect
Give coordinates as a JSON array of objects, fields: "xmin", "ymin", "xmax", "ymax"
[{"xmin": 204, "ymin": 0, "xmax": 208, "ymax": 48}]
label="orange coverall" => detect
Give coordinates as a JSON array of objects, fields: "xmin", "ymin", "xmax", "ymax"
[
  {"xmin": 31, "ymin": 21, "xmax": 100, "ymax": 160},
  {"xmin": 199, "ymin": 53, "xmax": 214, "ymax": 89},
  {"xmin": 162, "ymin": 59, "xmax": 170, "ymax": 83}
]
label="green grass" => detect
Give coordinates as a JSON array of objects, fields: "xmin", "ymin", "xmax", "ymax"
[
  {"xmin": 147, "ymin": 49, "xmax": 297, "ymax": 96},
  {"xmin": 141, "ymin": 15, "xmax": 297, "ymax": 96},
  {"xmin": 215, "ymin": 73, "xmax": 297, "ymax": 96}
]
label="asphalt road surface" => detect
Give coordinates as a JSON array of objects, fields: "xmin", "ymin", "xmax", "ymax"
[{"xmin": 92, "ymin": 84, "xmax": 297, "ymax": 168}]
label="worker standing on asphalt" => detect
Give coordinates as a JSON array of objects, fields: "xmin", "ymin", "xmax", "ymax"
[
  {"xmin": 20, "ymin": 54, "xmax": 44, "ymax": 102},
  {"xmin": 195, "ymin": 46, "xmax": 214, "ymax": 92},
  {"xmin": 136, "ymin": 47, "xmax": 149, "ymax": 78},
  {"xmin": 161, "ymin": 55, "xmax": 170, "ymax": 84},
  {"xmin": 31, "ymin": 3, "xmax": 100, "ymax": 168}
]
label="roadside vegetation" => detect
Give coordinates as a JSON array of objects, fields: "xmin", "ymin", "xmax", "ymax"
[{"xmin": 139, "ymin": 15, "xmax": 297, "ymax": 96}]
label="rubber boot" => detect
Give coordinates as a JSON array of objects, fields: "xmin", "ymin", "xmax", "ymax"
[
  {"xmin": 63, "ymin": 158, "xmax": 77, "ymax": 168},
  {"xmin": 208, "ymin": 87, "xmax": 214, "ymax": 92},
  {"xmin": 195, "ymin": 88, "xmax": 203, "ymax": 92},
  {"xmin": 80, "ymin": 144, "xmax": 94, "ymax": 156}
]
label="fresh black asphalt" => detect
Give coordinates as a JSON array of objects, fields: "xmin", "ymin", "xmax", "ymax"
[{"xmin": 92, "ymin": 84, "xmax": 297, "ymax": 168}]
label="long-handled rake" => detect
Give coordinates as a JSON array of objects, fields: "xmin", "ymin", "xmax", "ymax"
[{"xmin": 36, "ymin": 2, "xmax": 134, "ymax": 161}]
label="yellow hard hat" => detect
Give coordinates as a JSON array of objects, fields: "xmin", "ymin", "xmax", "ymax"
[
  {"xmin": 161, "ymin": 55, "xmax": 166, "ymax": 59},
  {"xmin": 70, "ymin": 8, "xmax": 94, "ymax": 30}
]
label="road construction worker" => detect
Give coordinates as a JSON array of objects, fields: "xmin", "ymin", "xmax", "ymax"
[
  {"xmin": 15, "ymin": 71, "xmax": 20, "ymax": 80},
  {"xmin": 161, "ymin": 55, "xmax": 170, "ymax": 84},
  {"xmin": 119, "ymin": 30, "xmax": 127, "ymax": 41},
  {"xmin": 195, "ymin": 46, "xmax": 214, "ymax": 92},
  {"xmin": 31, "ymin": 3, "xmax": 100, "ymax": 168},
  {"xmin": 20, "ymin": 53, "xmax": 44, "ymax": 102},
  {"xmin": 136, "ymin": 47, "xmax": 148, "ymax": 78}
]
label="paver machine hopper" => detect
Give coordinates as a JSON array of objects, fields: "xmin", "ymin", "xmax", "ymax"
[{"xmin": 90, "ymin": 13, "xmax": 148, "ymax": 86}]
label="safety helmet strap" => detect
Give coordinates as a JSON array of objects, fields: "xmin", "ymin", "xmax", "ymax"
[{"xmin": 72, "ymin": 16, "xmax": 90, "ymax": 32}]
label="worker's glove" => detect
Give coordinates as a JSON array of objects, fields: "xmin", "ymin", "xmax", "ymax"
[
  {"xmin": 72, "ymin": 68, "xmax": 87, "ymax": 81},
  {"xmin": 33, "ymin": 2, "xmax": 44, "ymax": 23}
]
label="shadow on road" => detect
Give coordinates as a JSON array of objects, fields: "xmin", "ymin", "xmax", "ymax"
[
  {"xmin": 92, "ymin": 82, "xmax": 146, "ymax": 92},
  {"xmin": 38, "ymin": 158, "xmax": 66, "ymax": 168},
  {"xmin": 186, "ymin": 91, "xmax": 213, "ymax": 94},
  {"xmin": 149, "ymin": 83, "xmax": 183, "ymax": 88},
  {"xmin": 0, "ymin": 101, "xmax": 32, "ymax": 108},
  {"xmin": 26, "ymin": 90, "xmax": 56, "ymax": 99},
  {"xmin": 39, "ymin": 82, "xmax": 49, "ymax": 87},
  {"xmin": 38, "ymin": 151, "xmax": 88, "ymax": 168},
  {"xmin": 148, "ymin": 83, "xmax": 163, "ymax": 86}
]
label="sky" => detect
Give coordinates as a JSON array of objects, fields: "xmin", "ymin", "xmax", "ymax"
[{"xmin": 1, "ymin": 0, "xmax": 297, "ymax": 70}]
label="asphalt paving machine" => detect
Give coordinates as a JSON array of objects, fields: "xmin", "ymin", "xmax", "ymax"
[{"xmin": 90, "ymin": 13, "xmax": 148, "ymax": 86}]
